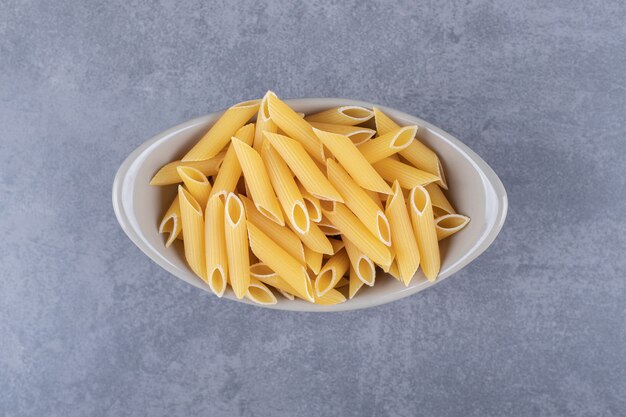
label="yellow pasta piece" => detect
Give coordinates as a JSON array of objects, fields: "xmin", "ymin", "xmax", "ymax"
[
  {"xmin": 159, "ymin": 195, "xmax": 182, "ymax": 248},
  {"xmin": 240, "ymin": 195, "xmax": 305, "ymax": 263},
  {"xmin": 318, "ymin": 216, "xmax": 341, "ymax": 236},
  {"xmin": 373, "ymin": 107, "xmax": 447, "ymax": 189},
  {"xmin": 178, "ymin": 186, "xmax": 206, "ymax": 280},
  {"xmin": 373, "ymin": 158, "xmax": 439, "ymax": 189},
  {"xmin": 204, "ymin": 194, "xmax": 228, "ymax": 297},
  {"xmin": 262, "ymin": 142, "xmax": 310, "ymax": 234},
  {"xmin": 348, "ymin": 265, "xmax": 365, "ymax": 299},
  {"xmin": 313, "ymin": 287, "xmax": 347, "ymax": 305},
  {"xmin": 358, "ymin": 126, "xmax": 417, "ymax": 164},
  {"xmin": 387, "ymin": 260, "xmax": 402, "ymax": 281},
  {"xmin": 305, "ymin": 106, "xmax": 374, "ymax": 125},
  {"xmin": 249, "ymin": 263, "xmax": 299, "ymax": 300},
  {"xmin": 304, "ymin": 246, "xmax": 323, "ymax": 274},
  {"xmin": 293, "ymin": 221, "xmax": 334, "ymax": 255},
  {"xmin": 308, "ymin": 122, "xmax": 375, "ymax": 146},
  {"xmin": 409, "ymin": 186, "xmax": 440, "ymax": 281},
  {"xmin": 210, "ymin": 123, "xmax": 255, "ymax": 197},
  {"xmin": 343, "ymin": 237, "xmax": 376, "ymax": 286},
  {"xmin": 435, "ymin": 214, "xmax": 470, "ymax": 240},
  {"xmin": 150, "ymin": 152, "xmax": 226, "ymax": 186},
  {"xmin": 326, "ymin": 159, "xmax": 391, "ymax": 246},
  {"xmin": 364, "ymin": 189, "xmax": 385, "ymax": 211},
  {"xmin": 385, "ymin": 181, "xmax": 420, "ymax": 286},
  {"xmin": 432, "ymin": 206, "xmax": 448, "ymax": 218},
  {"xmin": 245, "ymin": 277, "xmax": 278, "ymax": 305},
  {"xmin": 321, "ymin": 201, "xmax": 391, "ymax": 267},
  {"xmin": 224, "ymin": 193, "xmax": 250, "ymax": 299},
  {"xmin": 328, "ymin": 238, "xmax": 345, "ymax": 254},
  {"xmin": 182, "ymin": 100, "xmax": 260, "ymax": 161},
  {"xmin": 266, "ymin": 91, "xmax": 325, "ymax": 162},
  {"xmin": 315, "ymin": 248, "xmax": 350, "ymax": 297},
  {"xmin": 425, "ymin": 183, "xmax": 456, "ymax": 214},
  {"xmin": 247, "ymin": 222, "xmax": 314, "ymax": 302},
  {"xmin": 231, "ymin": 138, "xmax": 284, "ymax": 225},
  {"xmin": 297, "ymin": 182, "xmax": 322, "ymax": 222},
  {"xmin": 263, "ymin": 131, "xmax": 343, "ymax": 202},
  {"xmin": 314, "ymin": 128, "xmax": 392, "ymax": 195},
  {"xmin": 177, "ymin": 166, "xmax": 211, "ymax": 210},
  {"xmin": 253, "ymin": 92, "xmax": 278, "ymax": 151}
]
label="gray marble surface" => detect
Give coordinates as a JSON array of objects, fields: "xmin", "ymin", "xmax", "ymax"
[{"xmin": 1, "ymin": 0, "xmax": 625, "ymax": 416}]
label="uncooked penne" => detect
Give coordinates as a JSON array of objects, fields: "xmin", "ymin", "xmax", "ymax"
[
  {"xmin": 348, "ymin": 265, "xmax": 365, "ymax": 299},
  {"xmin": 205, "ymin": 194, "xmax": 228, "ymax": 297},
  {"xmin": 293, "ymin": 221, "xmax": 334, "ymax": 255},
  {"xmin": 178, "ymin": 186, "xmax": 206, "ymax": 280},
  {"xmin": 264, "ymin": 131, "xmax": 343, "ymax": 202},
  {"xmin": 304, "ymin": 245, "xmax": 323, "ymax": 275},
  {"xmin": 409, "ymin": 186, "xmax": 440, "ymax": 281},
  {"xmin": 435, "ymin": 214, "xmax": 470, "ymax": 240},
  {"xmin": 328, "ymin": 238, "xmax": 345, "ymax": 254},
  {"xmin": 177, "ymin": 166, "xmax": 211, "ymax": 210},
  {"xmin": 245, "ymin": 277, "xmax": 278, "ymax": 305},
  {"xmin": 317, "ymin": 216, "xmax": 342, "ymax": 236},
  {"xmin": 150, "ymin": 151, "xmax": 226, "ymax": 186},
  {"xmin": 425, "ymin": 183, "xmax": 455, "ymax": 214},
  {"xmin": 231, "ymin": 137, "xmax": 284, "ymax": 225},
  {"xmin": 343, "ymin": 237, "xmax": 376, "ymax": 286},
  {"xmin": 159, "ymin": 195, "xmax": 182, "ymax": 248},
  {"xmin": 305, "ymin": 106, "xmax": 374, "ymax": 126},
  {"xmin": 249, "ymin": 263, "xmax": 299, "ymax": 297},
  {"xmin": 297, "ymin": 182, "xmax": 322, "ymax": 222},
  {"xmin": 313, "ymin": 287, "xmax": 347, "ymax": 305},
  {"xmin": 315, "ymin": 248, "xmax": 350, "ymax": 297},
  {"xmin": 314, "ymin": 128, "xmax": 392, "ymax": 195},
  {"xmin": 224, "ymin": 193, "xmax": 250, "ymax": 299},
  {"xmin": 182, "ymin": 99, "xmax": 260, "ymax": 161},
  {"xmin": 253, "ymin": 92, "xmax": 278, "ymax": 151},
  {"xmin": 358, "ymin": 126, "xmax": 417, "ymax": 164},
  {"xmin": 308, "ymin": 122, "xmax": 376, "ymax": 146},
  {"xmin": 210, "ymin": 123, "xmax": 255, "ymax": 197},
  {"xmin": 373, "ymin": 158, "xmax": 439, "ymax": 189}
]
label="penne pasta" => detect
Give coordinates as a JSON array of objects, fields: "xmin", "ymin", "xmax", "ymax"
[
  {"xmin": 318, "ymin": 216, "xmax": 342, "ymax": 236},
  {"xmin": 348, "ymin": 265, "xmax": 365, "ymax": 299},
  {"xmin": 314, "ymin": 128, "xmax": 392, "ymax": 195},
  {"xmin": 326, "ymin": 159, "xmax": 391, "ymax": 246},
  {"xmin": 245, "ymin": 277, "xmax": 278, "ymax": 305},
  {"xmin": 373, "ymin": 158, "xmax": 439, "ymax": 189},
  {"xmin": 432, "ymin": 206, "xmax": 448, "ymax": 219},
  {"xmin": 305, "ymin": 106, "xmax": 374, "ymax": 125},
  {"xmin": 224, "ymin": 193, "xmax": 250, "ymax": 299},
  {"xmin": 435, "ymin": 214, "xmax": 470, "ymax": 240},
  {"xmin": 304, "ymin": 245, "xmax": 323, "ymax": 274},
  {"xmin": 308, "ymin": 122, "xmax": 375, "ymax": 146},
  {"xmin": 385, "ymin": 181, "xmax": 420, "ymax": 286},
  {"xmin": 364, "ymin": 189, "xmax": 385, "ymax": 210},
  {"xmin": 204, "ymin": 194, "xmax": 228, "ymax": 297},
  {"xmin": 321, "ymin": 201, "xmax": 392, "ymax": 268},
  {"xmin": 425, "ymin": 183, "xmax": 456, "ymax": 214},
  {"xmin": 358, "ymin": 126, "xmax": 417, "ymax": 164},
  {"xmin": 150, "ymin": 151, "xmax": 226, "ymax": 186},
  {"xmin": 328, "ymin": 238, "xmax": 345, "ymax": 254},
  {"xmin": 266, "ymin": 91, "xmax": 325, "ymax": 162},
  {"xmin": 182, "ymin": 99, "xmax": 260, "ymax": 161},
  {"xmin": 343, "ymin": 237, "xmax": 376, "ymax": 286},
  {"xmin": 178, "ymin": 186, "xmax": 206, "ymax": 280},
  {"xmin": 159, "ymin": 195, "xmax": 182, "ymax": 247},
  {"xmin": 253, "ymin": 92, "xmax": 278, "ymax": 151},
  {"xmin": 231, "ymin": 138, "xmax": 284, "ymax": 225},
  {"xmin": 262, "ymin": 142, "xmax": 310, "ymax": 234},
  {"xmin": 210, "ymin": 123, "xmax": 255, "ymax": 198},
  {"xmin": 249, "ymin": 263, "xmax": 299, "ymax": 296},
  {"xmin": 297, "ymin": 182, "xmax": 322, "ymax": 222},
  {"xmin": 264, "ymin": 131, "xmax": 343, "ymax": 202},
  {"xmin": 293, "ymin": 221, "xmax": 334, "ymax": 255},
  {"xmin": 409, "ymin": 186, "xmax": 440, "ymax": 281},
  {"xmin": 247, "ymin": 222, "xmax": 314, "ymax": 302},
  {"xmin": 313, "ymin": 287, "xmax": 347, "ymax": 306},
  {"xmin": 387, "ymin": 260, "xmax": 402, "ymax": 281},
  {"xmin": 315, "ymin": 248, "xmax": 350, "ymax": 297},
  {"xmin": 177, "ymin": 166, "xmax": 212, "ymax": 210}
]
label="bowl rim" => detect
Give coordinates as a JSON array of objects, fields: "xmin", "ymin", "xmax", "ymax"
[{"xmin": 112, "ymin": 97, "xmax": 508, "ymax": 312}]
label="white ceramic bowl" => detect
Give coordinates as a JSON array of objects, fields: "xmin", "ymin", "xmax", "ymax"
[{"xmin": 112, "ymin": 98, "xmax": 507, "ymax": 311}]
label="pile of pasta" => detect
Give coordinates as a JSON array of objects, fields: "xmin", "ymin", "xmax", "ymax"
[{"xmin": 151, "ymin": 91, "xmax": 469, "ymax": 306}]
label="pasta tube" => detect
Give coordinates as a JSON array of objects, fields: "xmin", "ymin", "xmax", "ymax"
[
  {"xmin": 435, "ymin": 214, "xmax": 470, "ymax": 240},
  {"xmin": 224, "ymin": 193, "xmax": 250, "ymax": 299},
  {"xmin": 305, "ymin": 106, "xmax": 374, "ymax": 125},
  {"xmin": 373, "ymin": 158, "xmax": 439, "ymax": 189},
  {"xmin": 178, "ymin": 186, "xmax": 206, "ymax": 281},
  {"xmin": 150, "ymin": 152, "xmax": 226, "ymax": 186},
  {"xmin": 358, "ymin": 126, "xmax": 417, "ymax": 164},
  {"xmin": 177, "ymin": 166, "xmax": 211, "ymax": 210},
  {"xmin": 308, "ymin": 122, "xmax": 375, "ymax": 146},
  {"xmin": 205, "ymin": 194, "xmax": 228, "ymax": 297},
  {"xmin": 210, "ymin": 123, "xmax": 255, "ymax": 197},
  {"xmin": 159, "ymin": 195, "xmax": 182, "ymax": 248},
  {"xmin": 409, "ymin": 186, "xmax": 440, "ymax": 281}
]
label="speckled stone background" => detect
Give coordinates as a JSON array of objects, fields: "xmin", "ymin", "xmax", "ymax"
[{"xmin": 1, "ymin": 0, "xmax": 625, "ymax": 416}]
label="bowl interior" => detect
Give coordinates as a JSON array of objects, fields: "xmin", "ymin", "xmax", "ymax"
[{"xmin": 113, "ymin": 98, "xmax": 507, "ymax": 311}]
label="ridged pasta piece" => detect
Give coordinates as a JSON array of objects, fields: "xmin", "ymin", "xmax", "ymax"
[
  {"xmin": 253, "ymin": 92, "xmax": 278, "ymax": 151},
  {"xmin": 150, "ymin": 151, "xmax": 226, "ymax": 186},
  {"xmin": 178, "ymin": 186, "xmax": 206, "ymax": 281},
  {"xmin": 266, "ymin": 91, "xmax": 325, "ymax": 162},
  {"xmin": 308, "ymin": 122, "xmax": 375, "ymax": 146},
  {"xmin": 182, "ymin": 100, "xmax": 260, "ymax": 161},
  {"xmin": 435, "ymin": 214, "xmax": 470, "ymax": 240},
  {"xmin": 317, "ymin": 216, "xmax": 342, "ymax": 236},
  {"xmin": 263, "ymin": 132, "xmax": 343, "ymax": 202},
  {"xmin": 385, "ymin": 181, "xmax": 420, "ymax": 286},
  {"xmin": 358, "ymin": 126, "xmax": 417, "ymax": 164},
  {"xmin": 364, "ymin": 189, "xmax": 385, "ymax": 211},
  {"xmin": 224, "ymin": 193, "xmax": 250, "ymax": 299},
  {"xmin": 348, "ymin": 265, "xmax": 365, "ymax": 299},
  {"xmin": 315, "ymin": 248, "xmax": 350, "ymax": 297},
  {"xmin": 262, "ymin": 142, "xmax": 310, "ymax": 234},
  {"xmin": 305, "ymin": 106, "xmax": 374, "ymax": 126},
  {"xmin": 297, "ymin": 182, "xmax": 322, "ymax": 222},
  {"xmin": 321, "ymin": 201, "xmax": 392, "ymax": 268},
  {"xmin": 343, "ymin": 237, "xmax": 376, "ymax": 286},
  {"xmin": 314, "ymin": 128, "xmax": 392, "ymax": 195},
  {"xmin": 249, "ymin": 263, "xmax": 298, "ymax": 301},
  {"xmin": 247, "ymin": 222, "xmax": 314, "ymax": 302},
  {"xmin": 231, "ymin": 137, "xmax": 284, "ymax": 225},
  {"xmin": 245, "ymin": 277, "xmax": 278, "ymax": 305},
  {"xmin": 432, "ymin": 206, "xmax": 448, "ymax": 218},
  {"xmin": 210, "ymin": 124, "xmax": 255, "ymax": 197},
  {"xmin": 293, "ymin": 221, "xmax": 334, "ymax": 255},
  {"xmin": 328, "ymin": 238, "xmax": 345, "ymax": 254},
  {"xmin": 240, "ymin": 195, "xmax": 305, "ymax": 263},
  {"xmin": 425, "ymin": 183, "xmax": 456, "ymax": 214},
  {"xmin": 387, "ymin": 260, "xmax": 402, "ymax": 281},
  {"xmin": 304, "ymin": 246, "xmax": 323, "ymax": 274},
  {"xmin": 313, "ymin": 287, "xmax": 347, "ymax": 305},
  {"xmin": 177, "ymin": 166, "xmax": 212, "ymax": 210},
  {"xmin": 373, "ymin": 107, "xmax": 447, "ymax": 189},
  {"xmin": 409, "ymin": 186, "xmax": 440, "ymax": 281},
  {"xmin": 159, "ymin": 195, "xmax": 182, "ymax": 247},
  {"xmin": 373, "ymin": 158, "xmax": 439, "ymax": 189},
  {"xmin": 326, "ymin": 159, "xmax": 391, "ymax": 246},
  {"xmin": 204, "ymin": 194, "xmax": 228, "ymax": 297}
]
